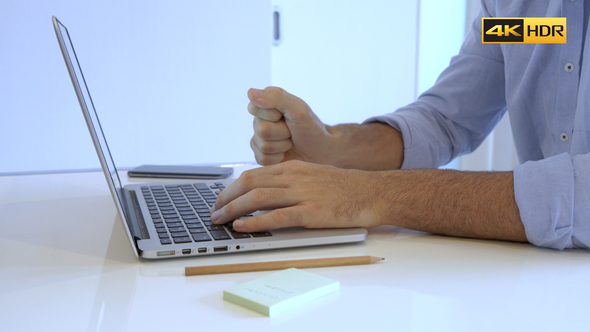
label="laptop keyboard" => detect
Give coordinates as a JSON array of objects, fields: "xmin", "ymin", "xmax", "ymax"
[{"xmin": 140, "ymin": 183, "xmax": 271, "ymax": 245}]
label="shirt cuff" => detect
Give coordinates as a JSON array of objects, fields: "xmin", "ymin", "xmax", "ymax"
[
  {"xmin": 364, "ymin": 111, "xmax": 434, "ymax": 170},
  {"xmin": 513, "ymin": 152, "xmax": 583, "ymax": 249}
]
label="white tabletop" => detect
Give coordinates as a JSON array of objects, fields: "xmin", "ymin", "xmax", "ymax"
[{"xmin": 1, "ymin": 165, "xmax": 589, "ymax": 331}]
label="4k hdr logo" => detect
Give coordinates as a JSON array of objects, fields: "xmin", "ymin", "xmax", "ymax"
[{"xmin": 482, "ymin": 18, "xmax": 566, "ymax": 43}]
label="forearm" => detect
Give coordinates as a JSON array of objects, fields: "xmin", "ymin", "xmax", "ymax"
[
  {"xmin": 377, "ymin": 169, "xmax": 527, "ymax": 242},
  {"xmin": 326, "ymin": 122, "xmax": 404, "ymax": 170}
]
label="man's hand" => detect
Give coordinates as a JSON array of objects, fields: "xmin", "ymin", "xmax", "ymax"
[
  {"xmin": 248, "ymin": 87, "xmax": 335, "ymax": 166},
  {"xmin": 247, "ymin": 86, "xmax": 405, "ymax": 170},
  {"xmin": 211, "ymin": 161, "xmax": 527, "ymax": 243},
  {"xmin": 211, "ymin": 160, "xmax": 386, "ymax": 232}
]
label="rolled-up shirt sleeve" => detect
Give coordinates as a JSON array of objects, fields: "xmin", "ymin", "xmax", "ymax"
[
  {"xmin": 365, "ymin": 3, "xmax": 506, "ymax": 169},
  {"xmin": 515, "ymin": 153, "xmax": 590, "ymax": 249},
  {"xmin": 364, "ymin": 0, "xmax": 590, "ymax": 250}
]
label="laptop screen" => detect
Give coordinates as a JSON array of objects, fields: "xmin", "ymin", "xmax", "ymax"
[{"xmin": 54, "ymin": 17, "xmax": 129, "ymax": 220}]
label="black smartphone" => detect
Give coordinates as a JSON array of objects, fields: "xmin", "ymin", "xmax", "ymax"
[{"xmin": 128, "ymin": 165, "xmax": 234, "ymax": 179}]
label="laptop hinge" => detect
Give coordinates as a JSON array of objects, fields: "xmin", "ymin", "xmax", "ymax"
[{"xmin": 122, "ymin": 189, "xmax": 150, "ymax": 240}]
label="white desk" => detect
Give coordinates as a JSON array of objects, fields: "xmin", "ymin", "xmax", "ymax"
[{"xmin": 1, "ymin": 165, "xmax": 589, "ymax": 331}]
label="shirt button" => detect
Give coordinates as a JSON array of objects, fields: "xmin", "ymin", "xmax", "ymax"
[
  {"xmin": 565, "ymin": 63, "xmax": 575, "ymax": 72},
  {"xmin": 560, "ymin": 132, "xmax": 569, "ymax": 142}
]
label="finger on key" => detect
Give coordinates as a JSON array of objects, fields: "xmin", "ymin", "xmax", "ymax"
[
  {"xmin": 212, "ymin": 187, "xmax": 297, "ymax": 225},
  {"xmin": 232, "ymin": 207, "xmax": 303, "ymax": 232},
  {"xmin": 212, "ymin": 164, "xmax": 287, "ymax": 212}
]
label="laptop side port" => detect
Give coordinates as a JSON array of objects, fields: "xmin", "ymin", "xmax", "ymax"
[
  {"xmin": 157, "ymin": 250, "xmax": 175, "ymax": 257},
  {"xmin": 182, "ymin": 249, "xmax": 191, "ymax": 255},
  {"xmin": 214, "ymin": 246, "xmax": 228, "ymax": 252},
  {"xmin": 197, "ymin": 248, "xmax": 207, "ymax": 253}
]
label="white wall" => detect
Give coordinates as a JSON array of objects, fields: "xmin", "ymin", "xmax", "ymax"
[
  {"xmin": 1, "ymin": 1, "xmax": 511, "ymax": 175},
  {"xmin": 0, "ymin": 0, "xmax": 271, "ymax": 174},
  {"xmin": 417, "ymin": 0, "xmax": 467, "ymax": 96},
  {"xmin": 270, "ymin": 0, "xmax": 418, "ymax": 125}
]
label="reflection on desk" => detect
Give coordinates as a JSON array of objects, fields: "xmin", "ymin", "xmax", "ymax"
[{"xmin": 1, "ymin": 167, "xmax": 589, "ymax": 331}]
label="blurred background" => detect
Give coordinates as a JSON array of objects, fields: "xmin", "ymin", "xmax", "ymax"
[{"xmin": 0, "ymin": 0, "xmax": 515, "ymax": 175}]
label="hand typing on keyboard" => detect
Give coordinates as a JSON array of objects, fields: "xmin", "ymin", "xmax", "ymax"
[
  {"xmin": 210, "ymin": 87, "xmax": 397, "ymax": 233},
  {"xmin": 210, "ymin": 160, "xmax": 386, "ymax": 233},
  {"xmin": 210, "ymin": 87, "xmax": 394, "ymax": 233}
]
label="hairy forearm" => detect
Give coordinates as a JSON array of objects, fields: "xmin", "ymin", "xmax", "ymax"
[
  {"xmin": 376, "ymin": 169, "xmax": 527, "ymax": 242},
  {"xmin": 326, "ymin": 122, "xmax": 404, "ymax": 170}
]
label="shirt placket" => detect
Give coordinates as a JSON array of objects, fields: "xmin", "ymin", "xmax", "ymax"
[{"xmin": 553, "ymin": 0, "xmax": 584, "ymax": 153}]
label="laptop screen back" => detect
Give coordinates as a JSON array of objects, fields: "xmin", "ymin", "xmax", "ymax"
[{"xmin": 53, "ymin": 17, "xmax": 130, "ymax": 222}]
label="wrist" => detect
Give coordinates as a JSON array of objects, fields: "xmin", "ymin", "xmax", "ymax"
[
  {"xmin": 323, "ymin": 123, "xmax": 405, "ymax": 170},
  {"xmin": 322, "ymin": 124, "xmax": 344, "ymax": 166}
]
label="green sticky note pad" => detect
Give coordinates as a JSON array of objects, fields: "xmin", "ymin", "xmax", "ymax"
[{"xmin": 223, "ymin": 268, "xmax": 340, "ymax": 316}]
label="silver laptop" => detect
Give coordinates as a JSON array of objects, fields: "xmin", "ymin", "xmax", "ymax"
[{"xmin": 52, "ymin": 16, "xmax": 367, "ymax": 259}]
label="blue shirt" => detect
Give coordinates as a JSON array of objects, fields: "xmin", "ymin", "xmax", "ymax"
[{"xmin": 367, "ymin": 0, "xmax": 590, "ymax": 249}]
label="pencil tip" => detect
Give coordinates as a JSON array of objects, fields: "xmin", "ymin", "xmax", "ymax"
[{"xmin": 369, "ymin": 256, "xmax": 385, "ymax": 263}]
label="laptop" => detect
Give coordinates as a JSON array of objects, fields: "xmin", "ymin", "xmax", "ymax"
[{"xmin": 52, "ymin": 16, "xmax": 367, "ymax": 259}]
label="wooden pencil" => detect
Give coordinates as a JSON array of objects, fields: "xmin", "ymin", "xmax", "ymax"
[{"xmin": 185, "ymin": 255, "xmax": 384, "ymax": 276}]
